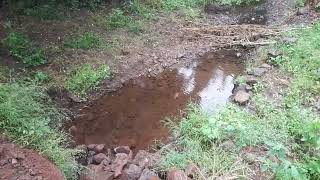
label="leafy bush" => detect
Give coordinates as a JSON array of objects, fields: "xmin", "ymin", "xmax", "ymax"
[
  {"xmin": 23, "ymin": 4, "xmax": 65, "ymax": 21},
  {"xmin": 2, "ymin": 32, "xmax": 47, "ymax": 67},
  {"xmin": 0, "ymin": 83, "xmax": 80, "ymax": 179},
  {"xmin": 4, "ymin": 0, "xmax": 104, "ymax": 12},
  {"xmin": 64, "ymin": 32, "xmax": 102, "ymax": 49},
  {"xmin": 65, "ymin": 64, "xmax": 111, "ymax": 96},
  {"xmin": 106, "ymin": 8, "xmax": 133, "ymax": 30}
]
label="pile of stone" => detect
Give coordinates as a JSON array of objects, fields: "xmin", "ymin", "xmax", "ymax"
[
  {"xmin": 233, "ymin": 63, "xmax": 272, "ymax": 105},
  {"xmin": 77, "ymin": 144, "xmax": 161, "ymax": 180}
]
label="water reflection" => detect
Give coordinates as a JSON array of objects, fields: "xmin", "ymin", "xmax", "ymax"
[{"xmin": 178, "ymin": 59, "xmax": 236, "ymax": 112}]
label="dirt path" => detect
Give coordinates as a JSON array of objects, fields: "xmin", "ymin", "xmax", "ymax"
[{"xmin": 0, "ymin": 138, "xmax": 64, "ymax": 180}]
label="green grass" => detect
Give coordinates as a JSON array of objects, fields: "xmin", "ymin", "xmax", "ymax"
[
  {"xmin": 0, "ymin": 83, "xmax": 81, "ymax": 179},
  {"xmin": 64, "ymin": 32, "xmax": 103, "ymax": 49},
  {"xmin": 65, "ymin": 64, "xmax": 111, "ymax": 96},
  {"xmin": 214, "ymin": 0, "xmax": 261, "ymax": 6},
  {"xmin": 159, "ymin": 23, "xmax": 320, "ymax": 179},
  {"xmin": 1, "ymin": 32, "xmax": 47, "ymax": 67}
]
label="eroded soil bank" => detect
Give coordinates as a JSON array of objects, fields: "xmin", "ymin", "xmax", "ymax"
[{"xmin": 72, "ymin": 49, "xmax": 244, "ymax": 150}]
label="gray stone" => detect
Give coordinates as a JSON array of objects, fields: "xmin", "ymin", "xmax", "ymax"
[
  {"xmin": 259, "ymin": 63, "xmax": 272, "ymax": 70},
  {"xmin": 133, "ymin": 150, "xmax": 151, "ymax": 168},
  {"xmin": 93, "ymin": 153, "xmax": 108, "ymax": 165},
  {"xmin": 267, "ymin": 49, "xmax": 282, "ymax": 58},
  {"xmin": 125, "ymin": 164, "xmax": 143, "ymax": 180},
  {"xmin": 111, "ymin": 153, "xmax": 130, "ymax": 178},
  {"xmin": 234, "ymin": 90, "xmax": 250, "ymax": 105},
  {"xmin": 253, "ymin": 67, "xmax": 268, "ymax": 77},
  {"xmin": 93, "ymin": 144, "xmax": 105, "ymax": 154},
  {"xmin": 167, "ymin": 169, "xmax": 188, "ymax": 180},
  {"xmin": 80, "ymin": 164, "xmax": 113, "ymax": 180},
  {"xmin": 138, "ymin": 169, "xmax": 159, "ymax": 180},
  {"xmin": 244, "ymin": 75, "xmax": 258, "ymax": 86},
  {"xmin": 114, "ymin": 146, "xmax": 131, "ymax": 155}
]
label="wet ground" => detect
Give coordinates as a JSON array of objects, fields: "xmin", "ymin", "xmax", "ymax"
[{"xmin": 72, "ymin": 50, "xmax": 244, "ymax": 150}]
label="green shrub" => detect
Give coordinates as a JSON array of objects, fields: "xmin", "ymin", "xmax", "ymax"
[
  {"xmin": 23, "ymin": 4, "xmax": 65, "ymax": 21},
  {"xmin": 64, "ymin": 32, "xmax": 102, "ymax": 49},
  {"xmin": 161, "ymin": 0, "xmax": 208, "ymax": 11},
  {"xmin": 2, "ymin": 32, "xmax": 47, "ymax": 67},
  {"xmin": 5, "ymin": 0, "xmax": 104, "ymax": 13},
  {"xmin": 106, "ymin": 8, "xmax": 133, "ymax": 30},
  {"xmin": 65, "ymin": 64, "xmax": 111, "ymax": 96},
  {"xmin": 34, "ymin": 71, "xmax": 50, "ymax": 84},
  {"xmin": 0, "ymin": 83, "xmax": 80, "ymax": 179}
]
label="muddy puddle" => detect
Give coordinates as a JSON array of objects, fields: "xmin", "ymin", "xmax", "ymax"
[{"xmin": 72, "ymin": 50, "xmax": 244, "ymax": 150}]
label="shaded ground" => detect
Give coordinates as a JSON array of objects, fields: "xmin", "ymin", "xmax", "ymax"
[{"xmin": 0, "ymin": 138, "xmax": 64, "ymax": 180}]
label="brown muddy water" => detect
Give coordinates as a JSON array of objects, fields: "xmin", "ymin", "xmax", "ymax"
[{"xmin": 72, "ymin": 50, "xmax": 244, "ymax": 150}]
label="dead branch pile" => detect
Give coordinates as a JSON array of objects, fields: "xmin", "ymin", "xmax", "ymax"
[{"xmin": 181, "ymin": 25, "xmax": 285, "ymax": 47}]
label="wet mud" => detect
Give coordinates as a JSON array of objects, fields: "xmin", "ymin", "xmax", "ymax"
[{"xmin": 72, "ymin": 50, "xmax": 244, "ymax": 150}]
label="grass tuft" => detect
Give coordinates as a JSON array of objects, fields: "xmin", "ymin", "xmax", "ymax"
[
  {"xmin": 0, "ymin": 83, "xmax": 81, "ymax": 179},
  {"xmin": 1, "ymin": 32, "xmax": 47, "ymax": 67},
  {"xmin": 64, "ymin": 32, "xmax": 102, "ymax": 49},
  {"xmin": 65, "ymin": 64, "xmax": 111, "ymax": 96}
]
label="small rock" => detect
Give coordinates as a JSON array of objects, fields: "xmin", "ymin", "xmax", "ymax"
[
  {"xmin": 101, "ymin": 158, "xmax": 110, "ymax": 165},
  {"xmin": 87, "ymin": 144, "xmax": 96, "ymax": 151},
  {"xmin": 267, "ymin": 49, "xmax": 282, "ymax": 58},
  {"xmin": 297, "ymin": 6, "xmax": 310, "ymax": 15},
  {"xmin": 93, "ymin": 144, "xmax": 105, "ymax": 154},
  {"xmin": 76, "ymin": 145, "xmax": 88, "ymax": 152},
  {"xmin": 314, "ymin": 98, "xmax": 320, "ymax": 111},
  {"xmin": 253, "ymin": 67, "xmax": 268, "ymax": 77},
  {"xmin": 244, "ymin": 75, "xmax": 258, "ymax": 86},
  {"xmin": 234, "ymin": 90, "xmax": 250, "ymax": 105},
  {"xmin": 282, "ymin": 37, "xmax": 298, "ymax": 44},
  {"xmin": 133, "ymin": 150, "xmax": 151, "ymax": 168},
  {"xmin": 259, "ymin": 63, "xmax": 272, "ymax": 70},
  {"xmin": 29, "ymin": 169, "xmax": 36, "ymax": 176},
  {"xmin": 185, "ymin": 164, "xmax": 198, "ymax": 178},
  {"xmin": 80, "ymin": 164, "xmax": 114, "ymax": 180},
  {"xmin": 93, "ymin": 153, "xmax": 108, "ymax": 165},
  {"xmin": 114, "ymin": 146, "xmax": 131, "ymax": 155},
  {"xmin": 138, "ymin": 169, "xmax": 159, "ymax": 180},
  {"xmin": 236, "ymin": 52, "xmax": 242, "ymax": 57},
  {"xmin": 125, "ymin": 164, "xmax": 143, "ymax": 180},
  {"xmin": 245, "ymin": 85, "xmax": 252, "ymax": 91},
  {"xmin": 11, "ymin": 158, "xmax": 18, "ymax": 164},
  {"xmin": 219, "ymin": 140, "xmax": 236, "ymax": 152},
  {"xmin": 111, "ymin": 153, "xmax": 130, "ymax": 178},
  {"xmin": 167, "ymin": 169, "xmax": 188, "ymax": 180}
]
